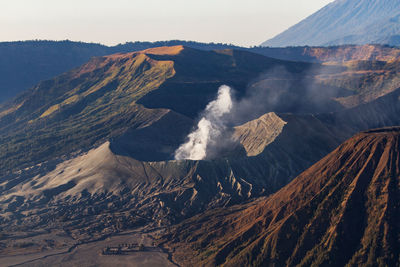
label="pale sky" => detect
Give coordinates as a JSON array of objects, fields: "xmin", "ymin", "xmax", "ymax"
[{"xmin": 0, "ymin": 0, "xmax": 334, "ymax": 47}]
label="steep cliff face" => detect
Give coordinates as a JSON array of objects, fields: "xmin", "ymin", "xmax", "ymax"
[{"xmin": 164, "ymin": 128, "xmax": 400, "ymax": 267}]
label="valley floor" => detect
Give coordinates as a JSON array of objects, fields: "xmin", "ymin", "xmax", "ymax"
[{"xmin": 0, "ymin": 228, "xmax": 177, "ymax": 267}]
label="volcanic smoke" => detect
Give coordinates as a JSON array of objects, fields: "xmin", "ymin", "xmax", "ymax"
[{"xmin": 174, "ymin": 85, "xmax": 233, "ymax": 160}]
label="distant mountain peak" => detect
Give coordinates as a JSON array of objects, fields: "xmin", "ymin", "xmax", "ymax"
[{"xmin": 262, "ymin": 0, "xmax": 400, "ymax": 47}]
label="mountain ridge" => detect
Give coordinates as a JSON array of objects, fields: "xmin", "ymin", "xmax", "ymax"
[
  {"xmin": 0, "ymin": 40, "xmax": 242, "ymax": 103},
  {"xmin": 2, "ymin": 41, "xmax": 400, "ymax": 106}
]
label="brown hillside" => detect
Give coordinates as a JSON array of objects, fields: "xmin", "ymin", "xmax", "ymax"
[{"xmin": 164, "ymin": 128, "xmax": 400, "ymax": 267}]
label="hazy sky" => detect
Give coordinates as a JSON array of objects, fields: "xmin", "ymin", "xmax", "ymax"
[{"xmin": 1, "ymin": 0, "xmax": 334, "ymax": 47}]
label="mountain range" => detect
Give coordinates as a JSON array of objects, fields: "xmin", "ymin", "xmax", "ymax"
[
  {"xmin": 262, "ymin": 0, "xmax": 400, "ymax": 47},
  {"xmin": 0, "ymin": 40, "xmax": 241, "ymax": 103},
  {"xmin": 2, "ymin": 0, "xmax": 400, "ymax": 265},
  {"xmin": 3, "ymin": 40, "xmax": 400, "ymax": 105},
  {"xmin": 0, "ymin": 44, "xmax": 400, "ymax": 266},
  {"xmin": 1, "ymin": 47, "xmax": 346, "ymax": 239}
]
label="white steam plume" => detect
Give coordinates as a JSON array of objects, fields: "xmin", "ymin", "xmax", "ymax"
[{"xmin": 174, "ymin": 85, "xmax": 233, "ymax": 160}]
